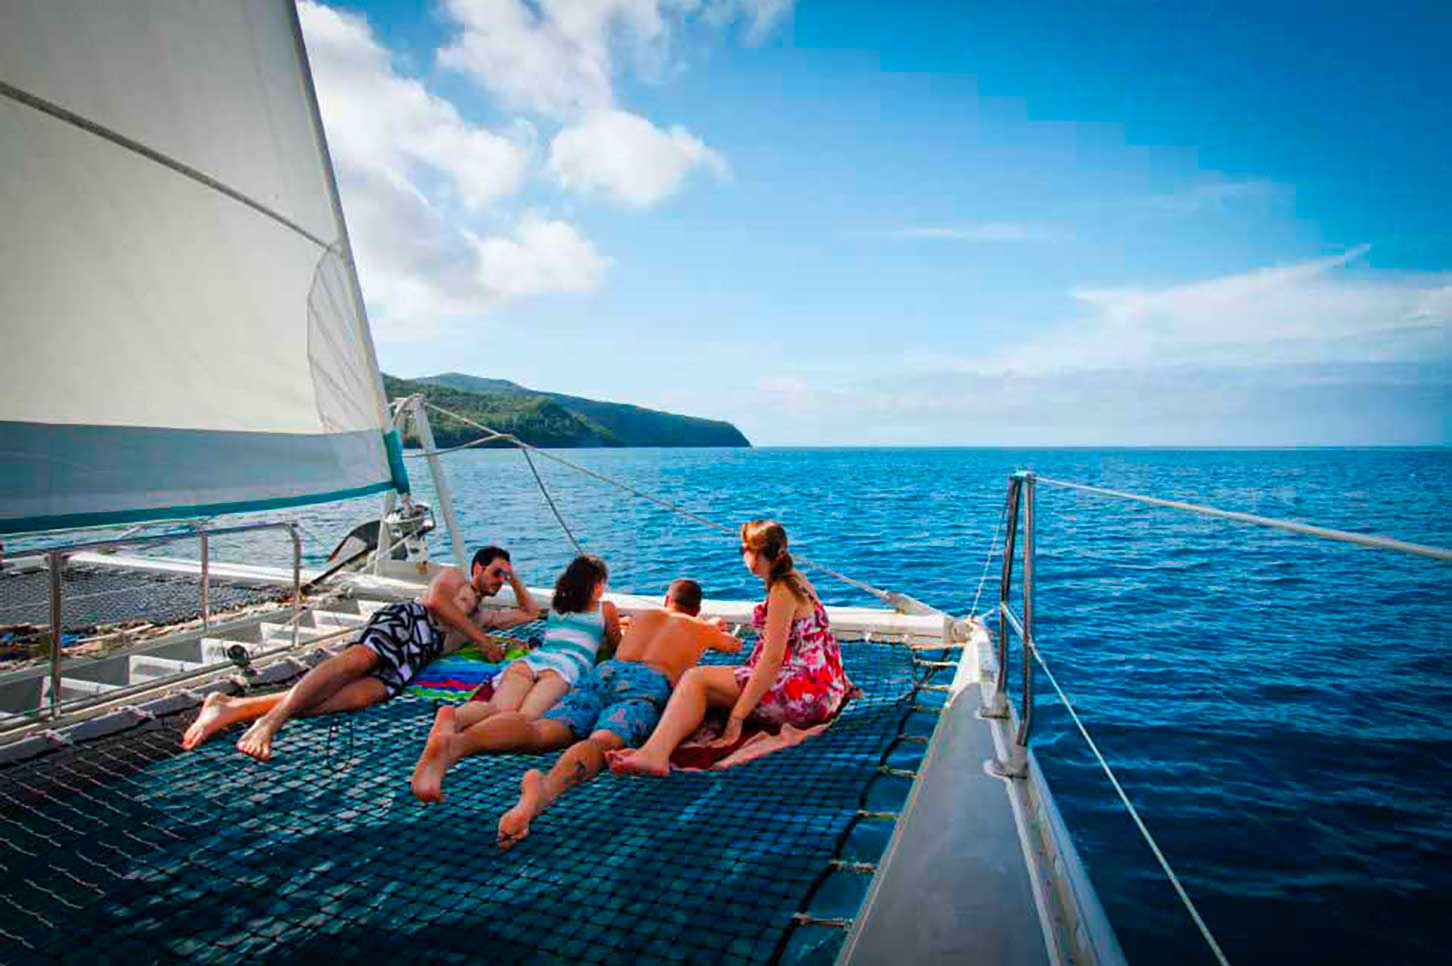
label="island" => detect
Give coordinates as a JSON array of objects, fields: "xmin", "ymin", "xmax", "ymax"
[{"xmin": 382, "ymin": 373, "xmax": 751, "ymax": 449}]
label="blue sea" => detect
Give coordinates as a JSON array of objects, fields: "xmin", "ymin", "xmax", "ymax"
[{"xmin": 75, "ymin": 447, "xmax": 1452, "ymax": 964}]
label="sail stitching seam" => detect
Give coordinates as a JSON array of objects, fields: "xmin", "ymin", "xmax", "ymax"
[{"xmin": 0, "ymin": 79, "xmax": 333, "ymax": 252}]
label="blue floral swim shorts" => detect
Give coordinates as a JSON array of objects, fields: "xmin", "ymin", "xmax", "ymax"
[{"xmin": 542, "ymin": 659, "xmax": 672, "ymax": 747}]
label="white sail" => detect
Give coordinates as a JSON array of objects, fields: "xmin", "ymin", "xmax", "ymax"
[{"xmin": 0, "ymin": 0, "xmax": 407, "ymax": 533}]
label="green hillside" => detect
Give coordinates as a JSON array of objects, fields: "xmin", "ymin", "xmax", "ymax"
[{"xmin": 384, "ymin": 373, "xmax": 751, "ymax": 449}]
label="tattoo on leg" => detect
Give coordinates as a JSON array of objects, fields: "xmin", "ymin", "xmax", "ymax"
[{"xmin": 567, "ymin": 760, "xmax": 588, "ymax": 787}]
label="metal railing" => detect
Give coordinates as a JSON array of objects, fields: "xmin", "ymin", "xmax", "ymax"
[
  {"xmin": 35, "ymin": 520, "xmax": 302, "ymax": 721},
  {"xmin": 983, "ymin": 467, "xmax": 1452, "ymax": 780},
  {"xmin": 984, "ymin": 470, "xmax": 1035, "ymax": 778},
  {"xmin": 977, "ymin": 469, "xmax": 1452, "ymax": 963}
]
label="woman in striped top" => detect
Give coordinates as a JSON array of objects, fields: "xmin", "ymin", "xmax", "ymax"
[{"xmin": 457, "ymin": 555, "xmax": 620, "ymax": 726}]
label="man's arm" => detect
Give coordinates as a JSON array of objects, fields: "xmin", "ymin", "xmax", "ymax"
[
  {"xmin": 507, "ymin": 566, "xmax": 540, "ymax": 619},
  {"xmin": 423, "ymin": 567, "xmax": 499, "ymax": 654},
  {"xmin": 598, "ymin": 601, "xmax": 622, "ymax": 661},
  {"xmin": 691, "ymin": 614, "xmax": 742, "ymax": 653},
  {"xmin": 475, "ymin": 562, "xmax": 541, "ymax": 630}
]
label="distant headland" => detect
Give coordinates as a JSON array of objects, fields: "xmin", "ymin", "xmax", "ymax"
[{"xmin": 384, "ymin": 372, "xmax": 751, "ymax": 449}]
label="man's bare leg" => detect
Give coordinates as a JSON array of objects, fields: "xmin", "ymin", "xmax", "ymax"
[
  {"xmin": 234, "ymin": 645, "xmax": 381, "ymax": 761},
  {"xmin": 232, "ymin": 676, "xmax": 387, "ymax": 760},
  {"xmin": 609, "ymin": 666, "xmax": 741, "ymax": 777},
  {"xmin": 181, "ymin": 691, "xmax": 283, "ymax": 750},
  {"xmin": 411, "ymin": 708, "xmax": 571, "ymax": 804},
  {"xmin": 498, "ymin": 728, "xmax": 623, "ymax": 849}
]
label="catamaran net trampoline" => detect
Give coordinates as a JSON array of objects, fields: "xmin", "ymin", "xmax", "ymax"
[
  {"xmin": 0, "ymin": 640, "xmax": 953, "ymax": 964},
  {"xmin": 0, "ymin": 564, "xmax": 291, "ymax": 640}
]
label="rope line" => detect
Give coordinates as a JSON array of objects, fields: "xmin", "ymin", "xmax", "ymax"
[
  {"xmin": 969, "ymin": 495, "xmax": 1009, "ymax": 618},
  {"xmin": 1028, "ymin": 639, "xmax": 1231, "ymax": 965},
  {"xmin": 1037, "ymin": 476, "xmax": 1452, "ymax": 562},
  {"xmin": 400, "ymin": 431, "xmax": 509, "ymax": 458},
  {"xmin": 421, "ymin": 402, "xmax": 896, "ymax": 603},
  {"xmin": 519, "ymin": 447, "xmax": 584, "ymax": 555}
]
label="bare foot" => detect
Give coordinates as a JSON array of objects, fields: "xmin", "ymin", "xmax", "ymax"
[
  {"xmin": 181, "ymin": 693, "xmax": 237, "ymax": 750},
  {"xmin": 411, "ymin": 705, "xmax": 458, "ymax": 804},
  {"xmin": 236, "ymin": 716, "xmax": 280, "ymax": 762},
  {"xmin": 607, "ymin": 748, "xmax": 670, "ymax": 778},
  {"xmin": 497, "ymin": 769, "xmax": 544, "ymax": 849}
]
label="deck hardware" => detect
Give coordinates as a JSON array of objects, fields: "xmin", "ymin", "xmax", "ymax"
[
  {"xmin": 47, "ymin": 553, "xmax": 64, "ymax": 719},
  {"xmin": 198, "ymin": 529, "xmax": 209, "ymax": 629},
  {"xmin": 225, "ymin": 644, "xmax": 255, "ymax": 674},
  {"xmin": 917, "ymin": 683, "xmax": 955, "ymax": 694},
  {"xmin": 14, "ymin": 521, "xmax": 304, "ymax": 736},
  {"xmin": 791, "ymin": 914, "xmax": 854, "ymax": 929}
]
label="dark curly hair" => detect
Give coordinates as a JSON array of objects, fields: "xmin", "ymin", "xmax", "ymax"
[{"xmin": 552, "ymin": 554, "xmax": 608, "ymax": 615}]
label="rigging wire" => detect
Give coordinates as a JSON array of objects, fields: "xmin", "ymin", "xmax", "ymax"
[
  {"xmin": 519, "ymin": 446, "xmax": 585, "ymax": 555},
  {"xmin": 420, "ymin": 401, "xmax": 898, "ymax": 604},
  {"xmin": 969, "ymin": 494, "xmax": 1009, "ymax": 618},
  {"xmin": 400, "ymin": 431, "xmax": 509, "ymax": 458},
  {"xmin": 1027, "ymin": 639, "xmax": 1232, "ymax": 966},
  {"xmin": 1037, "ymin": 476, "xmax": 1452, "ymax": 562}
]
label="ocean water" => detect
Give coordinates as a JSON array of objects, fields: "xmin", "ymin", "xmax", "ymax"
[{"xmin": 50, "ymin": 447, "xmax": 1452, "ymax": 964}]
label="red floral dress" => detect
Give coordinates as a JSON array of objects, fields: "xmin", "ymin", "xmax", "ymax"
[{"xmin": 734, "ymin": 590, "xmax": 854, "ymax": 728}]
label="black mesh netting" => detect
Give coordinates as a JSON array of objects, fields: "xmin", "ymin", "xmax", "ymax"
[
  {"xmin": 0, "ymin": 565, "xmax": 289, "ymax": 638},
  {"xmin": 0, "ymin": 641, "xmax": 953, "ymax": 964}
]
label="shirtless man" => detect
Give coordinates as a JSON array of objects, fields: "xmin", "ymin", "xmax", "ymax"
[
  {"xmin": 409, "ymin": 578, "xmax": 740, "ymax": 848},
  {"xmin": 180, "ymin": 545, "xmax": 539, "ymax": 760}
]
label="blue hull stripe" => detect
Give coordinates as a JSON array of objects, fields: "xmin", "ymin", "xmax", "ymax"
[{"xmin": 1, "ymin": 421, "xmax": 399, "ymax": 535}]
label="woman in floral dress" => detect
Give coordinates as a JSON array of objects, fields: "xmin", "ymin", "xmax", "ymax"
[{"xmin": 608, "ymin": 520, "xmax": 853, "ymax": 776}]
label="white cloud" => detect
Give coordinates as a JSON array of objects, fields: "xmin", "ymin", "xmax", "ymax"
[
  {"xmin": 300, "ymin": 2, "xmax": 609, "ymax": 336},
  {"xmin": 701, "ymin": 0, "xmax": 795, "ymax": 44},
  {"xmin": 548, "ymin": 109, "xmax": 729, "ymax": 206},
  {"xmin": 890, "ymin": 222, "xmax": 1070, "ymax": 242},
  {"xmin": 438, "ymin": 0, "xmax": 652, "ymax": 119},
  {"xmin": 1142, "ymin": 178, "xmax": 1276, "ymax": 215},
  {"xmin": 971, "ymin": 247, "xmax": 1452, "ymax": 374},
  {"xmin": 331, "ymin": 167, "xmax": 495, "ymax": 338},
  {"xmin": 692, "ymin": 363, "xmax": 1452, "ymax": 446},
  {"xmin": 301, "ymin": 1, "xmax": 529, "ymax": 210},
  {"xmin": 438, "ymin": 0, "xmax": 792, "ymax": 119},
  {"xmin": 475, "ymin": 216, "xmax": 611, "ymax": 296}
]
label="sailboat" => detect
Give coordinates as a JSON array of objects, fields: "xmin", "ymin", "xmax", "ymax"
[{"xmin": 26, "ymin": 2, "xmax": 1450, "ymax": 963}]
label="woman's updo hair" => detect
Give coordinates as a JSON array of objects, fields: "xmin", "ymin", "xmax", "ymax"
[
  {"xmin": 740, "ymin": 520, "xmax": 808, "ymax": 601},
  {"xmin": 552, "ymin": 554, "xmax": 608, "ymax": 614}
]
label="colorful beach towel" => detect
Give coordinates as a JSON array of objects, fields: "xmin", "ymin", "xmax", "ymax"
[{"xmin": 407, "ymin": 625, "xmax": 541, "ymax": 701}]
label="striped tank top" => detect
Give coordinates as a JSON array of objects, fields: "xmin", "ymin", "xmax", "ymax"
[{"xmin": 522, "ymin": 609, "xmax": 606, "ymax": 685}]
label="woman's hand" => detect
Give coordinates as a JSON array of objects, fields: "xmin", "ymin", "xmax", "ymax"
[{"xmin": 708, "ymin": 715, "xmax": 744, "ymax": 749}]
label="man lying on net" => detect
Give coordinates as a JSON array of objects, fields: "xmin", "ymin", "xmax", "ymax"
[
  {"xmin": 181, "ymin": 545, "xmax": 539, "ymax": 761},
  {"xmin": 409, "ymin": 578, "xmax": 740, "ymax": 848}
]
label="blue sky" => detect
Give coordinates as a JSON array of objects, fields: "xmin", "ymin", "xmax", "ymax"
[{"xmin": 301, "ymin": 0, "xmax": 1451, "ymax": 445}]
